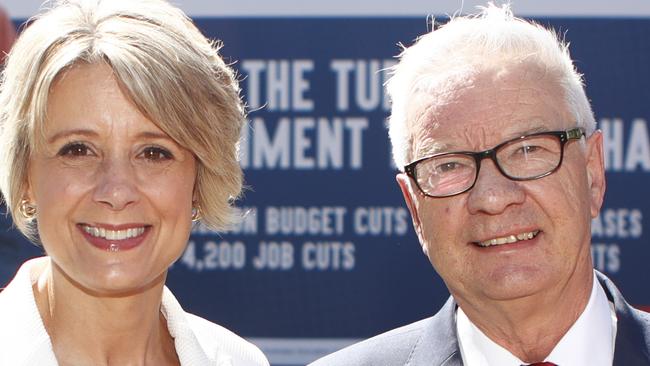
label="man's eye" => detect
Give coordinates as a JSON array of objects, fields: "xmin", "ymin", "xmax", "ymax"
[
  {"xmin": 58, "ymin": 142, "xmax": 91, "ymax": 157},
  {"xmin": 435, "ymin": 161, "xmax": 463, "ymax": 173},
  {"xmin": 519, "ymin": 145, "xmax": 541, "ymax": 154},
  {"xmin": 142, "ymin": 146, "xmax": 173, "ymax": 162}
]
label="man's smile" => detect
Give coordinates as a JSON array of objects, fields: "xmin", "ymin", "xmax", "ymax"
[{"xmin": 474, "ymin": 230, "xmax": 540, "ymax": 247}]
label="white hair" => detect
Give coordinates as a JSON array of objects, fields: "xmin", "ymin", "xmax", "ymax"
[{"xmin": 386, "ymin": 3, "xmax": 596, "ymax": 170}]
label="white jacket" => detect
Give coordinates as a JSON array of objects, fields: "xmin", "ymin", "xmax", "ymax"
[{"xmin": 0, "ymin": 257, "xmax": 269, "ymax": 366}]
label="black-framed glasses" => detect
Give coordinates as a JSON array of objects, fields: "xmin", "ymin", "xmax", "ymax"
[{"xmin": 404, "ymin": 128, "xmax": 586, "ymax": 198}]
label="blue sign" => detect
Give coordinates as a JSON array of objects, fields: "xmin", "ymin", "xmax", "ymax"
[{"xmin": 1, "ymin": 17, "xmax": 649, "ymax": 365}]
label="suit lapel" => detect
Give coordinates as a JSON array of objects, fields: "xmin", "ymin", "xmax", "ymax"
[
  {"xmin": 407, "ymin": 297, "xmax": 464, "ymax": 366},
  {"xmin": 409, "ymin": 273, "xmax": 649, "ymax": 366},
  {"xmin": 596, "ymin": 271, "xmax": 650, "ymax": 366},
  {"xmin": 6, "ymin": 263, "xmax": 644, "ymax": 364}
]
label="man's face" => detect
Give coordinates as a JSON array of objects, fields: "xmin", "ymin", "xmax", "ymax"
[{"xmin": 397, "ymin": 64, "xmax": 606, "ymax": 305}]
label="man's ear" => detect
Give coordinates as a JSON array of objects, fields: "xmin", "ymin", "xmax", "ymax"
[
  {"xmin": 396, "ymin": 173, "xmax": 426, "ymax": 251},
  {"xmin": 585, "ymin": 130, "xmax": 606, "ymax": 218}
]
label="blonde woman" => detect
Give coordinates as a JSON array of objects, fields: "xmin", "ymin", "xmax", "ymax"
[{"xmin": 0, "ymin": 1, "xmax": 268, "ymax": 365}]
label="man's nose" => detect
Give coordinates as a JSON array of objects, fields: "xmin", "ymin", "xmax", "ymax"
[
  {"xmin": 92, "ymin": 158, "xmax": 140, "ymax": 211},
  {"xmin": 466, "ymin": 159, "xmax": 525, "ymax": 215}
]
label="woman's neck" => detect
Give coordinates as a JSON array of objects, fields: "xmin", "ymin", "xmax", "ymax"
[{"xmin": 32, "ymin": 259, "xmax": 179, "ymax": 366}]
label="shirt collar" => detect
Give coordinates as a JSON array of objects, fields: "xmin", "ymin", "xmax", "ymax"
[{"xmin": 457, "ymin": 271, "xmax": 617, "ymax": 366}]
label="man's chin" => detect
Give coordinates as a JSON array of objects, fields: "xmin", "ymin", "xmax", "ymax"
[{"xmin": 464, "ymin": 267, "xmax": 555, "ymax": 302}]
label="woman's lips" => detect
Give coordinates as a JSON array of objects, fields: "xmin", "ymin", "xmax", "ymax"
[{"xmin": 77, "ymin": 224, "xmax": 151, "ymax": 252}]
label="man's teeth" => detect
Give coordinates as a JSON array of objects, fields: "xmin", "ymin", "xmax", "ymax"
[
  {"xmin": 83, "ymin": 225, "xmax": 146, "ymax": 240},
  {"xmin": 477, "ymin": 230, "xmax": 539, "ymax": 247}
]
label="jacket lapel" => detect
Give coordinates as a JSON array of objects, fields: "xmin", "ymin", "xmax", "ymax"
[
  {"xmin": 408, "ymin": 272, "xmax": 649, "ymax": 366},
  {"xmin": 407, "ymin": 297, "xmax": 463, "ymax": 366},
  {"xmin": 596, "ymin": 271, "xmax": 650, "ymax": 366}
]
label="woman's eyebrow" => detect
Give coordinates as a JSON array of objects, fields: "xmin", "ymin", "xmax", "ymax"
[
  {"xmin": 46, "ymin": 130, "xmax": 174, "ymax": 143},
  {"xmin": 47, "ymin": 129, "xmax": 98, "ymax": 143},
  {"xmin": 135, "ymin": 131, "xmax": 173, "ymax": 141}
]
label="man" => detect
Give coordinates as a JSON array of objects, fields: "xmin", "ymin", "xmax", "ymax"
[{"xmin": 312, "ymin": 4, "xmax": 650, "ymax": 366}]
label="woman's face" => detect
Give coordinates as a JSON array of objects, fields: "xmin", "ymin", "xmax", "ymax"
[{"xmin": 27, "ymin": 63, "xmax": 197, "ymax": 295}]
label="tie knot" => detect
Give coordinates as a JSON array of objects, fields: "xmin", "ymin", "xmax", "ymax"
[{"xmin": 523, "ymin": 363, "xmax": 557, "ymax": 366}]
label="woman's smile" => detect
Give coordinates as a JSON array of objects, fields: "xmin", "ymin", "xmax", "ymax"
[{"xmin": 78, "ymin": 223, "xmax": 152, "ymax": 252}]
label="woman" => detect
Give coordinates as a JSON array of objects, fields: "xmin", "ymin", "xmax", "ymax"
[{"xmin": 0, "ymin": 0, "xmax": 268, "ymax": 365}]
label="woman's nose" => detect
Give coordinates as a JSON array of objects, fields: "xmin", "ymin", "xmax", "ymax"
[{"xmin": 92, "ymin": 158, "xmax": 140, "ymax": 211}]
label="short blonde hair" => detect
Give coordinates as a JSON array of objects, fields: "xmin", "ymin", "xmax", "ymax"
[
  {"xmin": 0, "ymin": 0, "xmax": 244, "ymax": 238},
  {"xmin": 387, "ymin": 3, "xmax": 596, "ymax": 170}
]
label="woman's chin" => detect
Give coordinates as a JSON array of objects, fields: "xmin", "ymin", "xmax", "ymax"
[{"xmin": 59, "ymin": 263, "xmax": 168, "ymax": 298}]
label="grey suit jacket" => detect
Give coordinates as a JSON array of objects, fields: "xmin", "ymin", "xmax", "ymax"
[{"xmin": 310, "ymin": 271, "xmax": 650, "ymax": 365}]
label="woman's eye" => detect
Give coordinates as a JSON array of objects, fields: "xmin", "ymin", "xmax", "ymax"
[
  {"xmin": 142, "ymin": 146, "xmax": 173, "ymax": 162},
  {"xmin": 58, "ymin": 142, "xmax": 91, "ymax": 157}
]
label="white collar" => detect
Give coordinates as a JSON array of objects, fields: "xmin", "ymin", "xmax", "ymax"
[
  {"xmin": 161, "ymin": 285, "xmax": 221, "ymax": 365},
  {"xmin": 457, "ymin": 271, "xmax": 617, "ymax": 366},
  {"xmin": 0, "ymin": 257, "xmax": 229, "ymax": 366}
]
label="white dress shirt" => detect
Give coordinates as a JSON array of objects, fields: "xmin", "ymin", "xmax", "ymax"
[
  {"xmin": 0, "ymin": 257, "xmax": 269, "ymax": 366},
  {"xmin": 457, "ymin": 271, "xmax": 617, "ymax": 366}
]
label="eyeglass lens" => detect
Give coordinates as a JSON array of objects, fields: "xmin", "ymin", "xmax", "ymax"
[{"xmin": 415, "ymin": 134, "xmax": 563, "ymax": 197}]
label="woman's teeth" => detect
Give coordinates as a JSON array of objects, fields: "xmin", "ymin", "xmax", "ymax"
[
  {"xmin": 82, "ymin": 225, "xmax": 146, "ymax": 240},
  {"xmin": 477, "ymin": 230, "xmax": 539, "ymax": 247}
]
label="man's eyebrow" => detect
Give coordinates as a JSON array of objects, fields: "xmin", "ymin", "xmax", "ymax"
[
  {"xmin": 416, "ymin": 125, "xmax": 554, "ymax": 156},
  {"xmin": 47, "ymin": 129, "xmax": 98, "ymax": 143},
  {"xmin": 414, "ymin": 138, "xmax": 449, "ymax": 157},
  {"xmin": 513, "ymin": 125, "xmax": 550, "ymax": 136},
  {"xmin": 488, "ymin": 125, "xmax": 557, "ymax": 143}
]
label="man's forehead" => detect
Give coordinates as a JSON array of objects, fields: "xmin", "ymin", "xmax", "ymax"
[
  {"xmin": 408, "ymin": 63, "xmax": 559, "ymax": 120},
  {"xmin": 412, "ymin": 123, "xmax": 551, "ymax": 157},
  {"xmin": 406, "ymin": 63, "xmax": 571, "ymax": 157}
]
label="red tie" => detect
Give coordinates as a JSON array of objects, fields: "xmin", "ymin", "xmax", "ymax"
[{"xmin": 524, "ymin": 363, "xmax": 557, "ymax": 366}]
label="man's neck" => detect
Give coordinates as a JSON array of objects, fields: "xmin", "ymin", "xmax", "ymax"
[{"xmin": 455, "ymin": 266, "xmax": 593, "ymax": 362}]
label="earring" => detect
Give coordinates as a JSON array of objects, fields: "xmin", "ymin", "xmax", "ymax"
[
  {"xmin": 191, "ymin": 204, "xmax": 202, "ymax": 222},
  {"xmin": 19, "ymin": 199, "xmax": 37, "ymax": 220}
]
